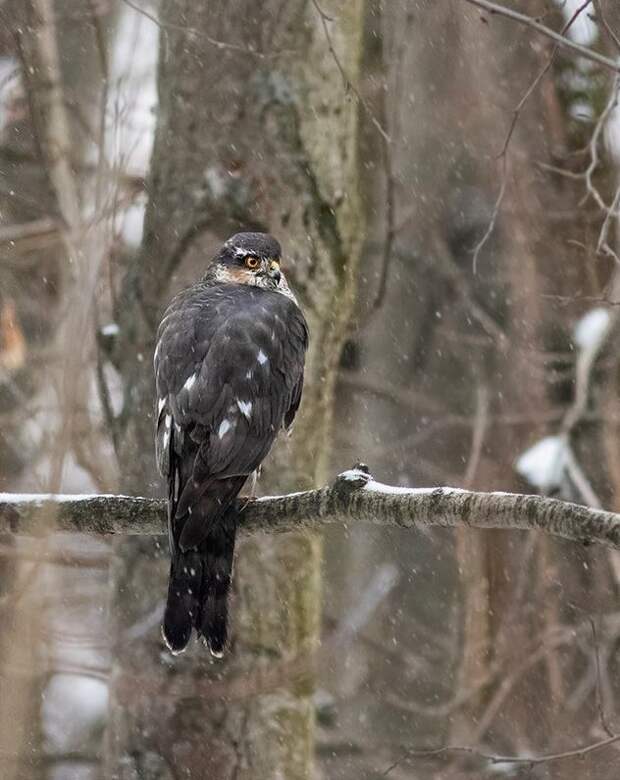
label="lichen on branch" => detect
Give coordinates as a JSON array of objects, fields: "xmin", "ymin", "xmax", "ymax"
[{"xmin": 1, "ymin": 465, "xmax": 619, "ymax": 549}]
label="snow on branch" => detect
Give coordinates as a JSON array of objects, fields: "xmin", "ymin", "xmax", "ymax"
[{"xmin": 1, "ymin": 465, "xmax": 620, "ymax": 549}]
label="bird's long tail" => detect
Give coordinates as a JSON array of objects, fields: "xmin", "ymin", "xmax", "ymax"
[
  {"xmin": 162, "ymin": 478, "xmax": 244, "ymax": 656},
  {"xmin": 197, "ymin": 510, "xmax": 237, "ymax": 656}
]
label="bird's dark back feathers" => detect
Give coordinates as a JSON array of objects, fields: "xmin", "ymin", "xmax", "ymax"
[{"xmin": 154, "ymin": 279, "xmax": 307, "ymax": 655}]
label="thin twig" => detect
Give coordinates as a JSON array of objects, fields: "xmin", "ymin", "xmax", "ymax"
[
  {"xmin": 541, "ymin": 293, "xmax": 620, "ymax": 306},
  {"xmin": 471, "ymin": 1, "xmax": 592, "ymax": 271},
  {"xmin": 461, "ymin": 0, "xmax": 620, "ymax": 74},
  {"xmin": 463, "ymin": 384, "xmax": 489, "ymax": 487},
  {"xmin": 120, "ymin": 0, "xmax": 289, "ymax": 59},
  {"xmin": 471, "ymin": 155, "xmax": 507, "ymax": 273},
  {"xmin": 383, "ymin": 732, "xmax": 620, "ymax": 775},
  {"xmin": 310, "ymin": 0, "xmax": 390, "ymax": 144},
  {"xmin": 597, "ymin": 184, "xmax": 620, "ymax": 265},
  {"xmin": 562, "ymin": 270, "xmax": 620, "ymax": 435},
  {"xmin": 589, "ymin": 617, "xmax": 615, "ymax": 738},
  {"xmin": 583, "ymin": 76, "xmax": 620, "ymax": 216},
  {"xmin": 593, "ymin": 0, "xmax": 620, "ymax": 54},
  {"xmin": 498, "ymin": 0, "xmax": 593, "ymax": 160}
]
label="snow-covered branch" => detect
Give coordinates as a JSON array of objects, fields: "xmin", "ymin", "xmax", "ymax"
[{"xmin": 1, "ymin": 466, "xmax": 620, "ymax": 549}]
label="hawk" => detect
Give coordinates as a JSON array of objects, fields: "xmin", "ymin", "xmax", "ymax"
[{"xmin": 154, "ymin": 232, "xmax": 308, "ymax": 656}]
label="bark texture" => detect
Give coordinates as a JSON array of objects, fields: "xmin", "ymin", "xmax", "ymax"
[
  {"xmin": 106, "ymin": 2, "xmax": 364, "ymax": 779},
  {"xmin": 3, "ymin": 473, "xmax": 620, "ymax": 547},
  {"xmin": 328, "ymin": 0, "xmax": 620, "ymax": 770}
]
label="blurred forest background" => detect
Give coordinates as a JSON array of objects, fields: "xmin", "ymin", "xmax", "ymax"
[{"xmin": 1, "ymin": 0, "xmax": 620, "ymax": 778}]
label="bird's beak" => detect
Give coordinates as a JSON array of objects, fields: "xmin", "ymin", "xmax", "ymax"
[{"xmin": 263, "ymin": 259, "xmax": 281, "ymax": 286}]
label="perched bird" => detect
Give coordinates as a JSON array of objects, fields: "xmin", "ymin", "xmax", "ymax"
[{"xmin": 154, "ymin": 232, "xmax": 308, "ymax": 656}]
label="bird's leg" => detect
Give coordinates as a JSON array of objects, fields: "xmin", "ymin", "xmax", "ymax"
[
  {"xmin": 249, "ymin": 466, "xmax": 261, "ymax": 498},
  {"xmin": 239, "ymin": 468, "xmax": 261, "ymax": 509}
]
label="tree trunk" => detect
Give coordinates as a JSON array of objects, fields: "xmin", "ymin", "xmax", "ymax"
[
  {"xmin": 106, "ymin": 2, "xmax": 364, "ymax": 778},
  {"xmin": 328, "ymin": 0, "xmax": 620, "ymax": 772}
]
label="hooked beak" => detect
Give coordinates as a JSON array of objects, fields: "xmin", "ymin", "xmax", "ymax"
[{"xmin": 261, "ymin": 258, "xmax": 281, "ymax": 286}]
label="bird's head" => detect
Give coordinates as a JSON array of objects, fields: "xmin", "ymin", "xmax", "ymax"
[{"xmin": 207, "ymin": 232, "xmax": 294, "ymax": 296}]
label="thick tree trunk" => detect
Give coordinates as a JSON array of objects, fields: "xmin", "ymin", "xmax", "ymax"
[
  {"xmin": 329, "ymin": 0, "xmax": 620, "ymax": 771},
  {"xmin": 106, "ymin": 2, "xmax": 364, "ymax": 778}
]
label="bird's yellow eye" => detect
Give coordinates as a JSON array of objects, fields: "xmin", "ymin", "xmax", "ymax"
[{"xmin": 245, "ymin": 256, "xmax": 260, "ymax": 270}]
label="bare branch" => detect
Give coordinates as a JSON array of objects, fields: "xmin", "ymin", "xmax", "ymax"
[
  {"xmin": 471, "ymin": 155, "xmax": 507, "ymax": 273},
  {"xmin": 589, "ymin": 617, "xmax": 616, "ymax": 738},
  {"xmin": 461, "ymin": 0, "xmax": 620, "ymax": 74},
  {"xmin": 562, "ymin": 270, "xmax": 620, "ymax": 434},
  {"xmin": 470, "ymin": 1, "xmax": 593, "ymax": 271},
  {"xmin": 120, "ymin": 0, "xmax": 291, "ymax": 59},
  {"xmin": 593, "ymin": 0, "xmax": 620, "ymax": 54},
  {"xmin": 383, "ymin": 731, "xmax": 620, "ymax": 775},
  {"xmin": 311, "ymin": 0, "xmax": 390, "ymax": 144},
  {"xmin": 2, "ymin": 467, "xmax": 620, "ymax": 552}
]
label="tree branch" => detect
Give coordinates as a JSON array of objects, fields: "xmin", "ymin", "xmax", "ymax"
[
  {"xmin": 461, "ymin": 0, "xmax": 620, "ymax": 74},
  {"xmin": 1, "ymin": 466, "xmax": 620, "ymax": 549}
]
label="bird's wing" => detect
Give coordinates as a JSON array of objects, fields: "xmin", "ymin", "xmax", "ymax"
[{"xmin": 154, "ymin": 284, "xmax": 307, "ymax": 547}]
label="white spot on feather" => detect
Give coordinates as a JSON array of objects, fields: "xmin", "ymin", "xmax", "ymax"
[
  {"xmin": 183, "ymin": 373, "xmax": 197, "ymax": 392},
  {"xmin": 257, "ymin": 349, "xmax": 268, "ymax": 365},
  {"xmin": 164, "ymin": 414, "xmax": 171, "ymax": 429},
  {"xmin": 218, "ymin": 419, "xmax": 232, "ymax": 438},
  {"xmin": 237, "ymin": 399, "xmax": 252, "ymax": 419},
  {"xmin": 157, "ymin": 397, "xmax": 166, "ymax": 415},
  {"xmin": 246, "ymin": 369, "xmax": 253, "ymax": 379},
  {"xmin": 162, "ymin": 429, "xmax": 170, "ymax": 449}
]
